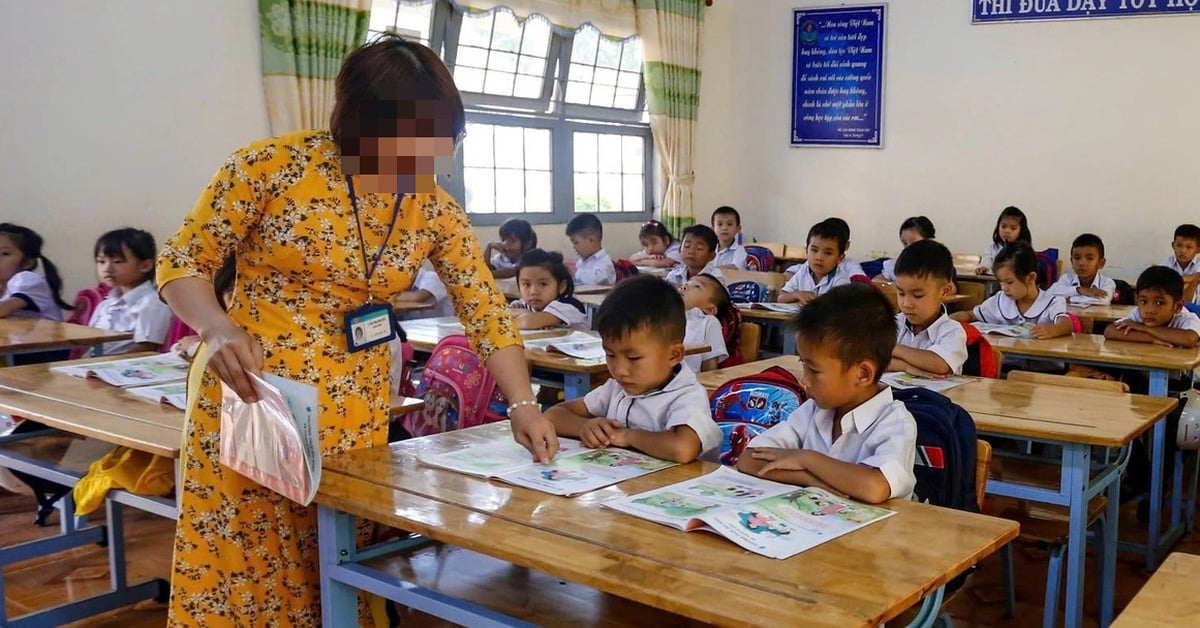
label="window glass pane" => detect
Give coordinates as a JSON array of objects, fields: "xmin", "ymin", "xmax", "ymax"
[
  {"xmin": 517, "ymin": 56, "xmax": 542, "ymax": 76},
  {"xmin": 574, "ymin": 132, "xmax": 597, "ymax": 172},
  {"xmin": 568, "ymin": 64, "xmax": 593, "ymax": 83},
  {"xmin": 490, "ymin": 51, "xmax": 518, "ymax": 73},
  {"xmin": 617, "ymin": 71, "xmax": 640, "ymax": 90},
  {"xmin": 456, "ymin": 46, "xmax": 489, "ymax": 69},
  {"xmin": 491, "ymin": 12, "xmax": 523, "ymax": 53},
  {"xmin": 614, "ymin": 88, "xmax": 638, "ymax": 110},
  {"xmin": 571, "ymin": 28, "xmax": 599, "ymax": 65},
  {"xmin": 369, "ymin": 0, "xmax": 398, "ymax": 34},
  {"xmin": 454, "ymin": 66, "xmax": 485, "ymax": 93},
  {"xmin": 514, "ymin": 75, "xmax": 542, "ymax": 99},
  {"xmin": 598, "ymin": 173, "xmax": 622, "ymax": 212},
  {"xmin": 623, "ymin": 175, "xmax": 644, "ymax": 213},
  {"xmin": 590, "ymin": 84, "xmax": 616, "ymax": 108},
  {"xmin": 521, "ymin": 21, "xmax": 551, "ymax": 56},
  {"xmin": 574, "ymin": 173, "xmax": 598, "ymax": 212},
  {"xmin": 593, "ymin": 67, "xmax": 618, "ymax": 87},
  {"xmin": 483, "ymin": 70, "xmax": 515, "ymax": 96},
  {"xmin": 620, "ymin": 39, "xmax": 643, "ymax": 72},
  {"xmin": 526, "ymin": 171, "xmax": 552, "ymax": 213},
  {"xmin": 595, "ymin": 37, "xmax": 622, "ymax": 69},
  {"xmin": 464, "ymin": 167, "xmax": 495, "ymax": 214},
  {"xmin": 524, "ymin": 128, "xmax": 550, "ymax": 170},
  {"xmin": 462, "ymin": 123, "xmax": 493, "ymax": 168},
  {"xmin": 493, "ymin": 125, "xmax": 524, "ymax": 169},
  {"xmin": 597, "ymin": 135, "xmax": 621, "ymax": 173},
  {"xmin": 621, "ymin": 136, "xmax": 644, "ymax": 173},
  {"xmin": 495, "ymin": 168, "xmax": 525, "ymax": 210},
  {"xmin": 460, "ymin": 13, "xmax": 493, "ymax": 47},
  {"xmin": 394, "ymin": 3, "xmax": 432, "ymax": 40}
]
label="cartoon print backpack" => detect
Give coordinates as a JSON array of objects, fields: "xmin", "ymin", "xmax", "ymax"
[
  {"xmin": 743, "ymin": 245, "xmax": 775, "ymax": 272},
  {"xmin": 726, "ymin": 280, "xmax": 766, "ymax": 304},
  {"xmin": 401, "ymin": 335, "xmax": 508, "ymax": 437},
  {"xmin": 709, "ymin": 366, "xmax": 807, "ymax": 466},
  {"xmin": 960, "ymin": 321, "xmax": 999, "ymax": 379},
  {"xmin": 612, "ymin": 259, "xmax": 640, "ymax": 282}
]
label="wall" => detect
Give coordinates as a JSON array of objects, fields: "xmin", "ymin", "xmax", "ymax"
[
  {"xmin": 693, "ymin": 1, "xmax": 1200, "ymax": 280},
  {"xmin": 0, "ymin": 1, "xmax": 269, "ymax": 295}
]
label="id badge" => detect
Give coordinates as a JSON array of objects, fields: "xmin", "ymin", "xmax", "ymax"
[{"xmin": 344, "ymin": 303, "xmax": 397, "ymax": 352}]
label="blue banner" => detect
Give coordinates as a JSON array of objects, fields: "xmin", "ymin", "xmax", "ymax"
[
  {"xmin": 975, "ymin": 0, "xmax": 1200, "ymax": 23},
  {"xmin": 791, "ymin": 5, "xmax": 886, "ymax": 147}
]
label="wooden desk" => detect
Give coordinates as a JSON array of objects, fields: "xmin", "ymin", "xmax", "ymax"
[
  {"xmin": 1112, "ymin": 552, "xmax": 1200, "ymax": 627},
  {"xmin": 0, "ymin": 318, "xmax": 132, "ymax": 360},
  {"xmin": 392, "ymin": 300, "xmax": 433, "ymax": 314},
  {"xmin": 697, "ymin": 355, "xmax": 802, "ymax": 391},
  {"xmin": 635, "ymin": 266, "xmax": 670, "ymax": 278},
  {"xmin": 953, "ymin": 264, "xmax": 999, "ymax": 297},
  {"xmin": 1067, "ymin": 303, "xmax": 1134, "ymax": 324},
  {"xmin": 389, "ymin": 396, "xmax": 424, "ymax": 417},
  {"xmin": 316, "ymin": 422, "xmax": 1018, "ymax": 628},
  {"xmin": 496, "ymin": 278, "xmax": 612, "ymax": 300}
]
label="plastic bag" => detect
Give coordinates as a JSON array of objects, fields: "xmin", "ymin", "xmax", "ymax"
[
  {"xmin": 1178, "ymin": 389, "xmax": 1200, "ymax": 451},
  {"xmin": 219, "ymin": 373, "xmax": 320, "ymax": 505}
]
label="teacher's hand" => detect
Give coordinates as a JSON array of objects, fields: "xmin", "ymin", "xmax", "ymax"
[
  {"xmin": 202, "ymin": 320, "xmax": 264, "ymax": 403},
  {"xmin": 509, "ymin": 404, "xmax": 559, "ymax": 463}
]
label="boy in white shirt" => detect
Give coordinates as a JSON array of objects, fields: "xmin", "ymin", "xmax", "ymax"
[
  {"xmin": 89, "ymin": 228, "xmax": 173, "ymax": 355},
  {"xmin": 566, "ymin": 214, "xmax": 616, "ymax": 286},
  {"xmin": 711, "ymin": 206, "xmax": 748, "ymax": 270},
  {"xmin": 785, "ymin": 217, "xmax": 865, "ymax": 279},
  {"xmin": 1164, "ymin": 224, "xmax": 1200, "ymax": 303},
  {"xmin": 393, "ymin": 265, "xmax": 455, "ymax": 320},
  {"xmin": 888, "ymin": 240, "xmax": 968, "ymax": 376},
  {"xmin": 664, "ymin": 225, "xmax": 725, "ymax": 286},
  {"xmin": 1106, "ymin": 266, "xmax": 1200, "ymax": 348},
  {"xmin": 546, "ymin": 275, "xmax": 722, "ymax": 463},
  {"xmin": 779, "ymin": 220, "xmax": 851, "ymax": 305},
  {"xmin": 1047, "ymin": 233, "xmax": 1116, "ymax": 306},
  {"xmin": 739, "ymin": 283, "xmax": 917, "ymax": 503},
  {"xmin": 680, "ymin": 274, "xmax": 731, "ymax": 372}
]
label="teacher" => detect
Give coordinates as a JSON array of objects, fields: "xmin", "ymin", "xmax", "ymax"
[{"xmin": 157, "ymin": 35, "xmax": 558, "ymax": 626}]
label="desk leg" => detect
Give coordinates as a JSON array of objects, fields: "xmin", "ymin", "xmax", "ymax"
[
  {"xmin": 562, "ymin": 373, "xmax": 590, "ymax": 400},
  {"xmin": 1147, "ymin": 369, "xmax": 1168, "ymax": 571},
  {"xmin": 1100, "ymin": 455, "xmax": 1121, "ymax": 628},
  {"xmin": 318, "ymin": 506, "xmax": 362, "ymax": 627},
  {"xmin": 1061, "ymin": 443, "xmax": 1090, "ymax": 628},
  {"xmin": 781, "ymin": 326, "xmax": 796, "ymax": 356}
]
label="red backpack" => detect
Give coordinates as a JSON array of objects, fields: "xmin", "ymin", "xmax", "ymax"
[
  {"xmin": 960, "ymin": 322, "xmax": 999, "ymax": 379},
  {"xmin": 709, "ymin": 366, "xmax": 807, "ymax": 465},
  {"xmin": 401, "ymin": 335, "xmax": 508, "ymax": 437},
  {"xmin": 613, "ymin": 259, "xmax": 640, "ymax": 282}
]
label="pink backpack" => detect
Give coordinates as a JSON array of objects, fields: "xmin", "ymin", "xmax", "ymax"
[{"xmin": 401, "ymin": 335, "xmax": 508, "ymax": 437}]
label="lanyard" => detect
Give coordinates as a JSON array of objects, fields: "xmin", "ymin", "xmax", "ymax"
[{"xmin": 346, "ymin": 176, "xmax": 403, "ymax": 289}]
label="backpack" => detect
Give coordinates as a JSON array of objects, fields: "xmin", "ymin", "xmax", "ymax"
[
  {"xmin": 892, "ymin": 387, "xmax": 979, "ymax": 592},
  {"xmin": 709, "ymin": 366, "xmax": 807, "ymax": 466},
  {"xmin": 726, "ymin": 280, "xmax": 766, "ymax": 304},
  {"xmin": 960, "ymin": 321, "xmax": 999, "ymax": 379},
  {"xmin": 613, "ymin": 259, "xmax": 640, "ymax": 282},
  {"xmin": 859, "ymin": 257, "xmax": 888, "ymax": 279},
  {"xmin": 400, "ymin": 335, "xmax": 508, "ymax": 438},
  {"xmin": 715, "ymin": 303, "xmax": 744, "ymax": 368},
  {"xmin": 743, "ymin": 246, "xmax": 775, "ymax": 272},
  {"xmin": 1112, "ymin": 279, "xmax": 1135, "ymax": 305},
  {"xmin": 1035, "ymin": 248, "xmax": 1059, "ymax": 289}
]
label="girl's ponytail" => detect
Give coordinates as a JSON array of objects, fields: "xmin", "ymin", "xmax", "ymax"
[{"xmin": 39, "ymin": 256, "xmax": 73, "ymax": 311}]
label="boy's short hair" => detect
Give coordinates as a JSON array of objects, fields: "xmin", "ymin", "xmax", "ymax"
[
  {"xmin": 1174, "ymin": 224, "xmax": 1200, "ymax": 245},
  {"xmin": 711, "ymin": 206, "xmax": 741, "ymax": 225},
  {"xmin": 1136, "ymin": 265, "xmax": 1185, "ymax": 302},
  {"xmin": 1071, "ymin": 233, "xmax": 1105, "ymax": 257},
  {"xmin": 566, "ymin": 214, "xmax": 603, "ymax": 238},
  {"xmin": 893, "ymin": 239, "xmax": 954, "ymax": 283},
  {"xmin": 595, "ymin": 275, "xmax": 685, "ymax": 345},
  {"xmin": 792, "ymin": 283, "xmax": 895, "ymax": 378},
  {"xmin": 681, "ymin": 225, "xmax": 718, "ymax": 252},
  {"xmin": 806, "ymin": 219, "xmax": 848, "ymax": 254}
]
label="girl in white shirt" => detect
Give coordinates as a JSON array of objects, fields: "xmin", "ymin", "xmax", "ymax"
[
  {"xmin": 509, "ymin": 249, "xmax": 588, "ymax": 332},
  {"xmin": 875, "ymin": 216, "xmax": 936, "ymax": 283},
  {"xmin": 975, "ymin": 206, "xmax": 1031, "ymax": 275},
  {"xmin": 0, "ymin": 224, "xmax": 74, "ymax": 364},
  {"xmin": 954, "ymin": 241, "xmax": 1072, "ymax": 339},
  {"xmin": 628, "ymin": 220, "xmax": 681, "ymax": 268},
  {"xmin": 89, "ymin": 228, "xmax": 174, "ymax": 354},
  {"xmin": 483, "ymin": 218, "xmax": 537, "ymax": 279}
]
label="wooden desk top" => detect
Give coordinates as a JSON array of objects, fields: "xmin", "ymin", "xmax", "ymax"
[
  {"xmin": 1112, "ymin": 552, "xmax": 1200, "ymax": 627},
  {"xmin": 696, "ymin": 355, "xmax": 802, "ymax": 390},
  {"xmin": 0, "ymin": 318, "xmax": 132, "ymax": 353},
  {"xmin": 1067, "ymin": 303, "xmax": 1134, "ymax": 323},
  {"xmin": 319, "ymin": 422, "xmax": 1017, "ymax": 628},
  {"xmin": 392, "ymin": 301, "xmax": 433, "ymax": 314},
  {"xmin": 389, "ymin": 396, "xmax": 424, "ymax": 417},
  {"xmin": 953, "ymin": 264, "xmax": 996, "ymax": 283},
  {"xmin": 987, "ymin": 333, "xmax": 1200, "ymax": 371},
  {"xmin": 497, "ymin": 279, "xmax": 612, "ymax": 300}
]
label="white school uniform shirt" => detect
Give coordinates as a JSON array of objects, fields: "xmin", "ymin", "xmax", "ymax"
[
  {"xmin": 583, "ymin": 364, "xmax": 723, "ymax": 458},
  {"xmin": 510, "ymin": 299, "xmax": 589, "ymax": 332},
  {"xmin": 895, "ymin": 310, "xmax": 969, "ymax": 375},
  {"xmin": 879, "ymin": 258, "xmax": 897, "ymax": 282},
  {"xmin": 780, "ymin": 263, "xmax": 849, "ymax": 296},
  {"xmin": 397, "ymin": 269, "xmax": 455, "ymax": 320},
  {"xmin": 3, "ymin": 270, "xmax": 63, "ymax": 321},
  {"xmin": 683, "ymin": 308, "xmax": 728, "ymax": 372},
  {"xmin": 785, "ymin": 257, "xmax": 863, "ymax": 278},
  {"xmin": 748, "ymin": 386, "xmax": 918, "ymax": 500},
  {"xmin": 713, "ymin": 242, "xmax": 748, "ymax": 270},
  {"xmin": 665, "ymin": 262, "xmax": 724, "ymax": 287},
  {"xmin": 1045, "ymin": 272, "xmax": 1116, "ymax": 305},
  {"xmin": 490, "ymin": 251, "xmax": 518, "ymax": 271},
  {"xmin": 662, "ymin": 242, "xmax": 683, "ymax": 264},
  {"xmin": 88, "ymin": 280, "xmax": 173, "ymax": 355},
  {"xmin": 575, "ymin": 249, "xmax": 616, "ymax": 286},
  {"xmin": 1164, "ymin": 255, "xmax": 1200, "ymax": 277},
  {"xmin": 1122, "ymin": 307, "xmax": 1200, "ymax": 335},
  {"xmin": 972, "ymin": 290, "xmax": 1068, "ymax": 326},
  {"xmin": 979, "ymin": 242, "xmax": 1005, "ymax": 271}
]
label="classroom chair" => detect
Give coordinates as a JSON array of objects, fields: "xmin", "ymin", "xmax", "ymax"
[
  {"xmin": 953, "ymin": 281, "xmax": 986, "ymax": 313},
  {"xmin": 992, "ymin": 372, "xmax": 1128, "ymax": 627},
  {"xmin": 738, "ymin": 322, "xmax": 761, "ymax": 363},
  {"xmin": 66, "ymin": 286, "xmax": 108, "ymax": 359}
]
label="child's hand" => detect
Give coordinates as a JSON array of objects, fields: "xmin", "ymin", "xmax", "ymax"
[
  {"xmin": 795, "ymin": 291, "xmax": 819, "ymax": 306},
  {"xmin": 1111, "ymin": 320, "xmax": 1143, "ymax": 335},
  {"xmin": 1030, "ymin": 324, "xmax": 1057, "ymax": 339},
  {"xmin": 748, "ymin": 448, "xmax": 808, "ymax": 474},
  {"xmin": 580, "ymin": 418, "xmax": 620, "ymax": 448},
  {"xmin": 974, "ymin": 266, "xmax": 991, "ymax": 275},
  {"xmin": 1078, "ymin": 287, "xmax": 1107, "ymax": 298}
]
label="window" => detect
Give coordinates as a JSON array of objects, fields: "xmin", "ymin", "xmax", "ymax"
[{"xmin": 369, "ymin": 0, "xmax": 653, "ymax": 224}]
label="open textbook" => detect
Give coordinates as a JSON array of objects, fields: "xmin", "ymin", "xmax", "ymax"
[
  {"xmin": 51, "ymin": 353, "xmax": 190, "ymax": 387},
  {"xmin": 418, "ymin": 433, "xmax": 676, "ymax": 497},
  {"xmin": 736, "ymin": 302, "xmax": 802, "ymax": 314},
  {"xmin": 970, "ymin": 322, "xmax": 1034, "ymax": 338},
  {"xmin": 881, "ymin": 372, "xmax": 973, "ymax": 393},
  {"xmin": 126, "ymin": 382, "xmax": 188, "ymax": 410},
  {"xmin": 522, "ymin": 331, "xmax": 605, "ymax": 360},
  {"xmin": 219, "ymin": 373, "xmax": 321, "ymax": 505},
  {"xmin": 604, "ymin": 467, "xmax": 895, "ymax": 559}
]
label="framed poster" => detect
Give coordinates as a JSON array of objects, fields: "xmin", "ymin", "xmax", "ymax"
[
  {"xmin": 790, "ymin": 5, "xmax": 887, "ymax": 147},
  {"xmin": 974, "ymin": 0, "xmax": 1200, "ymax": 24}
]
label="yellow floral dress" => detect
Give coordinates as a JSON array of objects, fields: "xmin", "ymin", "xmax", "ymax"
[{"xmin": 156, "ymin": 130, "xmax": 517, "ymax": 627}]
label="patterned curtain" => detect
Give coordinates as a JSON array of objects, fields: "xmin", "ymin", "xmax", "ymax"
[
  {"xmin": 259, "ymin": 0, "xmax": 372, "ymax": 135},
  {"xmin": 635, "ymin": 0, "xmax": 703, "ymax": 235},
  {"xmin": 453, "ymin": 0, "xmax": 637, "ymax": 38}
]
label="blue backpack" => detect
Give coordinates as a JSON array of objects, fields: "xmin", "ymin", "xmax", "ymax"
[
  {"xmin": 743, "ymin": 246, "xmax": 775, "ymax": 272},
  {"xmin": 727, "ymin": 280, "xmax": 766, "ymax": 304},
  {"xmin": 709, "ymin": 366, "xmax": 807, "ymax": 465},
  {"xmin": 893, "ymin": 387, "xmax": 978, "ymax": 513}
]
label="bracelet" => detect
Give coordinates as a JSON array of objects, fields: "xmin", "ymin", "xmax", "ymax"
[{"xmin": 507, "ymin": 399, "xmax": 540, "ymax": 413}]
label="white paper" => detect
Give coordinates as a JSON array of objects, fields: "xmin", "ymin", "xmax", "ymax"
[
  {"xmin": 970, "ymin": 322, "xmax": 1034, "ymax": 338},
  {"xmin": 524, "ymin": 331, "xmax": 606, "ymax": 360},
  {"xmin": 881, "ymin": 372, "xmax": 973, "ymax": 393},
  {"xmin": 126, "ymin": 382, "xmax": 189, "ymax": 410},
  {"xmin": 51, "ymin": 353, "xmax": 191, "ymax": 387}
]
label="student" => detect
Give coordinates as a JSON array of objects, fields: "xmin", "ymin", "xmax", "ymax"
[
  {"xmin": 1105, "ymin": 266, "xmax": 1200, "ymax": 348},
  {"xmin": 784, "ymin": 217, "xmax": 864, "ymax": 278},
  {"xmin": 888, "ymin": 240, "xmax": 967, "ymax": 376},
  {"xmin": 1164, "ymin": 223, "xmax": 1200, "ymax": 302},
  {"xmin": 778, "ymin": 220, "xmax": 850, "ymax": 305},
  {"xmin": 545, "ymin": 275, "xmax": 722, "ymax": 463},
  {"xmin": 484, "ymin": 218, "xmax": 537, "ymax": 279},
  {"xmin": 508, "ymin": 249, "xmax": 588, "ymax": 332},
  {"xmin": 876, "ymin": 216, "xmax": 936, "ymax": 283},
  {"xmin": 953, "ymin": 242, "xmax": 1072, "ymax": 339},
  {"xmin": 737, "ymin": 283, "xmax": 917, "ymax": 504},
  {"xmin": 680, "ymin": 274, "xmax": 731, "ymax": 372},
  {"xmin": 711, "ymin": 206, "xmax": 748, "ymax": 270},
  {"xmin": 0, "ymin": 223, "xmax": 71, "ymax": 322},
  {"xmin": 393, "ymin": 264, "xmax": 455, "ymax": 320},
  {"xmin": 1046, "ymin": 233, "xmax": 1115, "ymax": 305},
  {"xmin": 975, "ymin": 206, "xmax": 1031, "ymax": 275},
  {"xmin": 88, "ymin": 228, "xmax": 174, "ymax": 355},
  {"xmin": 628, "ymin": 220, "xmax": 680, "ymax": 268},
  {"xmin": 665, "ymin": 225, "xmax": 724, "ymax": 286},
  {"xmin": 566, "ymin": 214, "xmax": 616, "ymax": 286}
]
